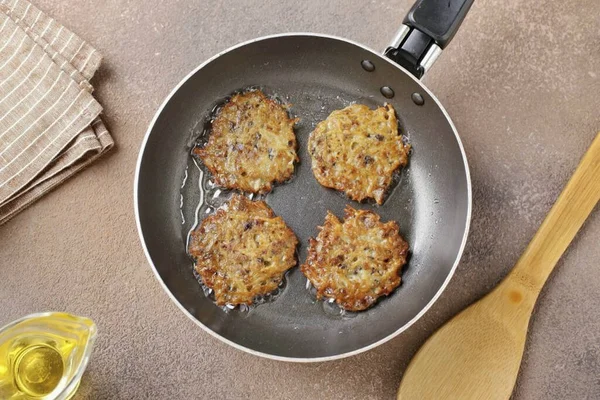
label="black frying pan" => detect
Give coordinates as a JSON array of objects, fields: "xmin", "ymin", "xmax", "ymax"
[{"xmin": 135, "ymin": 0, "xmax": 473, "ymax": 361}]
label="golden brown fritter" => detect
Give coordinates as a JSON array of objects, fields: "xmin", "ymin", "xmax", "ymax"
[
  {"xmin": 188, "ymin": 194, "xmax": 298, "ymax": 306},
  {"xmin": 308, "ymin": 103, "xmax": 410, "ymax": 204},
  {"xmin": 193, "ymin": 90, "xmax": 298, "ymax": 194},
  {"xmin": 301, "ymin": 206, "xmax": 408, "ymax": 311}
]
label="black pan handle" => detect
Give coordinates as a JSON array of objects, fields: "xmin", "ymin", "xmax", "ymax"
[{"xmin": 384, "ymin": 0, "xmax": 474, "ymax": 79}]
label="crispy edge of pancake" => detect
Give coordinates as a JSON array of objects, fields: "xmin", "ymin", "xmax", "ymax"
[
  {"xmin": 188, "ymin": 194, "xmax": 298, "ymax": 306},
  {"xmin": 194, "ymin": 90, "xmax": 299, "ymax": 194},
  {"xmin": 308, "ymin": 103, "xmax": 410, "ymax": 204},
  {"xmin": 301, "ymin": 206, "xmax": 409, "ymax": 311}
]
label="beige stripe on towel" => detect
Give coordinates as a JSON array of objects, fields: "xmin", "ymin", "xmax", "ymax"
[{"xmin": 0, "ymin": 0, "xmax": 113, "ymax": 224}]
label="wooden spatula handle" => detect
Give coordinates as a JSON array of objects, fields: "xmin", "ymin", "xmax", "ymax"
[
  {"xmin": 510, "ymin": 132, "xmax": 600, "ymax": 294},
  {"xmin": 398, "ymin": 133, "xmax": 600, "ymax": 400}
]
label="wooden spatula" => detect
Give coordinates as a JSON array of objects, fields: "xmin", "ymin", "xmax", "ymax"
[{"xmin": 398, "ymin": 132, "xmax": 600, "ymax": 400}]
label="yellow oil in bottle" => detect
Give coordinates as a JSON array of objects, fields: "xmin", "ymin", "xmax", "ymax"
[
  {"xmin": 13, "ymin": 344, "xmax": 64, "ymax": 396},
  {"xmin": 0, "ymin": 313, "xmax": 96, "ymax": 400}
]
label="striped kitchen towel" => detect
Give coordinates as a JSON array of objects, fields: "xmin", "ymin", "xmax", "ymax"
[{"xmin": 0, "ymin": 0, "xmax": 113, "ymax": 225}]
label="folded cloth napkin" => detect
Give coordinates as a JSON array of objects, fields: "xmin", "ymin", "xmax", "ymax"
[{"xmin": 0, "ymin": 0, "xmax": 113, "ymax": 225}]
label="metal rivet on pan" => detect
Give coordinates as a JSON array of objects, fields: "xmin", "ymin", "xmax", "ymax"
[
  {"xmin": 361, "ymin": 60, "xmax": 375, "ymax": 72},
  {"xmin": 411, "ymin": 92, "xmax": 425, "ymax": 106},
  {"xmin": 380, "ymin": 86, "xmax": 395, "ymax": 99}
]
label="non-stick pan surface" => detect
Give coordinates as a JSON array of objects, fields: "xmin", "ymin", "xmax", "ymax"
[{"xmin": 135, "ymin": 33, "xmax": 471, "ymax": 361}]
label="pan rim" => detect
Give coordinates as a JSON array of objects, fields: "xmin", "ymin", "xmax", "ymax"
[{"xmin": 133, "ymin": 32, "xmax": 472, "ymax": 362}]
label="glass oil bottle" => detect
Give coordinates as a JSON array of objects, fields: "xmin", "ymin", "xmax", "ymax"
[{"xmin": 0, "ymin": 312, "xmax": 96, "ymax": 399}]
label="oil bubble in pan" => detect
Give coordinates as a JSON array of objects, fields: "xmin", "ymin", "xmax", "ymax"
[{"xmin": 304, "ymin": 280, "xmax": 358, "ymax": 319}]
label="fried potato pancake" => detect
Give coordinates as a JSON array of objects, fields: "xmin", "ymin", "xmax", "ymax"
[
  {"xmin": 188, "ymin": 194, "xmax": 298, "ymax": 305},
  {"xmin": 301, "ymin": 206, "xmax": 408, "ymax": 311},
  {"xmin": 308, "ymin": 103, "xmax": 410, "ymax": 204},
  {"xmin": 193, "ymin": 90, "xmax": 298, "ymax": 194}
]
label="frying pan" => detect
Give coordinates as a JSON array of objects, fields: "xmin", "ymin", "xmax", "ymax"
[{"xmin": 135, "ymin": 0, "xmax": 473, "ymax": 361}]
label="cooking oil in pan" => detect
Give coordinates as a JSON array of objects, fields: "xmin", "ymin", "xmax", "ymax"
[
  {"xmin": 305, "ymin": 280, "xmax": 357, "ymax": 319},
  {"xmin": 0, "ymin": 313, "xmax": 96, "ymax": 399}
]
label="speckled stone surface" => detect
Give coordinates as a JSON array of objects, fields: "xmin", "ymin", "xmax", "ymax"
[{"xmin": 1, "ymin": 0, "xmax": 599, "ymax": 399}]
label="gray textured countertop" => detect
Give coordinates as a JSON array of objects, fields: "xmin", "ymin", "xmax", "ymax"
[{"xmin": 1, "ymin": 0, "xmax": 599, "ymax": 399}]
